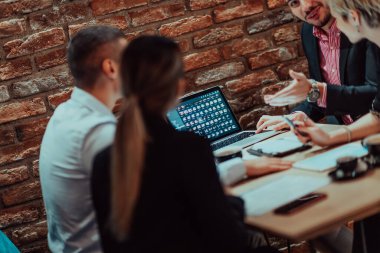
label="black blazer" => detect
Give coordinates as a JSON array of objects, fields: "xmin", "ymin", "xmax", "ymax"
[
  {"xmin": 91, "ymin": 113, "xmax": 272, "ymax": 253},
  {"xmin": 293, "ymin": 22, "xmax": 380, "ymax": 122}
]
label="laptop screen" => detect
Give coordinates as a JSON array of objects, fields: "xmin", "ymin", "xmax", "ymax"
[{"xmin": 167, "ymin": 87, "xmax": 241, "ymax": 141}]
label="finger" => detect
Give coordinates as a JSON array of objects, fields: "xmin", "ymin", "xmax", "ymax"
[
  {"xmin": 263, "ymin": 95, "xmax": 274, "ymax": 104},
  {"xmin": 289, "ymin": 69, "xmax": 306, "ymax": 81},
  {"xmin": 271, "ymin": 122, "xmax": 289, "ymax": 131},
  {"xmin": 256, "ymin": 115, "xmax": 270, "ymax": 128},
  {"xmin": 269, "ymin": 85, "xmax": 294, "ymax": 100}
]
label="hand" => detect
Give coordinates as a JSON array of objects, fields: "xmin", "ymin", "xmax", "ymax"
[
  {"xmin": 256, "ymin": 111, "xmax": 308, "ymax": 133},
  {"xmin": 264, "ymin": 70, "xmax": 312, "ymax": 106},
  {"xmin": 244, "ymin": 158, "xmax": 293, "ymax": 177},
  {"xmin": 292, "ymin": 117, "xmax": 333, "ymax": 146}
]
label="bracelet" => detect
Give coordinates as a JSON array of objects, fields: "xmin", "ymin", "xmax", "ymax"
[{"xmin": 342, "ymin": 126, "xmax": 352, "ymax": 143}]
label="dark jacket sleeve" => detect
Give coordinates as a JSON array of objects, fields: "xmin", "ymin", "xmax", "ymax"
[
  {"xmin": 325, "ymin": 41, "xmax": 380, "ymax": 115},
  {"xmin": 179, "ymin": 135, "xmax": 251, "ymax": 253}
]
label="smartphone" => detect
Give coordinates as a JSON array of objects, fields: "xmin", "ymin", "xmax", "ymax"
[
  {"xmin": 274, "ymin": 192, "xmax": 327, "ymax": 215},
  {"xmin": 282, "ymin": 116, "xmax": 309, "ymax": 137}
]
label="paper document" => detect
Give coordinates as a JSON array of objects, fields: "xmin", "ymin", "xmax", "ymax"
[
  {"xmin": 293, "ymin": 143, "xmax": 368, "ymax": 172},
  {"xmin": 241, "ymin": 175, "xmax": 330, "ymax": 216}
]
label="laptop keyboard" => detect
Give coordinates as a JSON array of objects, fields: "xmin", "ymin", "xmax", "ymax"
[{"xmin": 211, "ymin": 132, "xmax": 255, "ymax": 151}]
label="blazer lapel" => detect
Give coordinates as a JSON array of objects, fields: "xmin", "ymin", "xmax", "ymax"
[
  {"xmin": 339, "ymin": 33, "xmax": 351, "ymax": 85},
  {"xmin": 308, "ymin": 33, "xmax": 323, "ymax": 81}
]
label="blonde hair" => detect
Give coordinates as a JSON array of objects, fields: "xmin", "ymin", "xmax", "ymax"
[
  {"xmin": 110, "ymin": 36, "xmax": 183, "ymax": 240},
  {"xmin": 328, "ymin": 0, "xmax": 380, "ymax": 28}
]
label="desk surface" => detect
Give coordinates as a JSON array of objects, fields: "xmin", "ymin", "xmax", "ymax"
[{"xmin": 232, "ymin": 125, "xmax": 380, "ymax": 241}]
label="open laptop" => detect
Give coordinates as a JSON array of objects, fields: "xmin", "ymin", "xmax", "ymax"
[{"xmin": 167, "ymin": 86, "xmax": 280, "ymax": 151}]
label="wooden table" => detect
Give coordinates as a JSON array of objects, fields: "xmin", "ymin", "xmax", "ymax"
[{"xmin": 232, "ymin": 125, "xmax": 380, "ymax": 242}]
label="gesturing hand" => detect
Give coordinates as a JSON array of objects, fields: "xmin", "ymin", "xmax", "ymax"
[{"xmin": 265, "ymin": 70, "xmax": 312, "ymax": 106}]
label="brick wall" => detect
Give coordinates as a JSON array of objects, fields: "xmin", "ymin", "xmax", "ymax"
[{"xmin": 0, "ymin": 0, "xmax": 308, "ymax": 252}]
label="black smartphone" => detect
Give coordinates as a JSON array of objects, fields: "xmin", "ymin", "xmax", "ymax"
[
  {"xmin": 282, "ymin": 116, "xmax": 309, "ymax": 137},
  {"xmin": 274, "ymin": 192, "xmax": 327, "ymax": 215}
]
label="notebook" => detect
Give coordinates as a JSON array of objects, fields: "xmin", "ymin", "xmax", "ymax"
[
  {"xmin": 293, "ymin": 142, "xmax": 369, "ymax": 172},
  {"xmin": 167, "ymin": 86, "xmax": 280, "ymax": 151}
]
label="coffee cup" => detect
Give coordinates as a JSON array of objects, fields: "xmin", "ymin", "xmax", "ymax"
[
  {"xmin": 362, "ymin": 133, "xmax": 380, "ymax": 158},
  {"xmin": 336, "ymin": 156, "xmax": 358, "ymax": 174},
  {"xmin": 214, "ymin": 147, "xmax": 242, "ymax": 164}
]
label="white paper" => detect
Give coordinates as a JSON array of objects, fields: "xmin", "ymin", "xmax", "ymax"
[
  {"xmin": 241, "ymin": 175, "xmax": 330, "ymax": 216},
  {"xmin": 294, "ymin": 143, "xmax": 368, "ymax": 172}
]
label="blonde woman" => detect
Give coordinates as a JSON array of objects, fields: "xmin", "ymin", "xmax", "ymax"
[{"xmin": 295, "ymin": 0, "xmax": 380, "ymax": 146}]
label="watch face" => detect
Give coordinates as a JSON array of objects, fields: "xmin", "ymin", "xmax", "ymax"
[{"xmin": 307, "ymin": 89, "xmax": 320, "ymax": 103}]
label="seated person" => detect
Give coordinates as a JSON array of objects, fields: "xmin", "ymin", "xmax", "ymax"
[
  {"xmin": 291, "ymin": 2, "xmax": 380, "ymax": 252},
  {"xmin": 91, "ymin": 36, "xmax": 279, "ymax": 253},
  {"xmin": 255, "ymin": 0, "xmax": 380, "ymax": 133}
]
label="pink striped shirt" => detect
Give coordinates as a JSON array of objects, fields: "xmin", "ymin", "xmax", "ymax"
[{"xmin": 313, "ymin": 21, "xmax": 353, "ymax": 124}]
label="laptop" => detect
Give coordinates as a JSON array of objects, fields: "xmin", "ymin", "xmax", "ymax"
[{"xmin": 167, "ymin": 86, "xmax": 281, "ymax": 151}]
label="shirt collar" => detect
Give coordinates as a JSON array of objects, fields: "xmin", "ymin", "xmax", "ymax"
[
  {"xmin": 70, "ymin": 87, "xmax": 116, "ymax": 121},
  {"xmin": 312, "ymin": 19, "xmax": 341, "ymax": 41}
]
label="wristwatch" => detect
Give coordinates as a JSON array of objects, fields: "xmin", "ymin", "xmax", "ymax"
[{"xmin": 307, "ymin": 79, "xmax": 320, "ymax": 103}]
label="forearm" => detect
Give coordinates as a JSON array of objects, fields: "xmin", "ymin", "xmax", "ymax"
[{"xmin": 328, "ymin": 113, "xmax": 380, "ymax": 144}]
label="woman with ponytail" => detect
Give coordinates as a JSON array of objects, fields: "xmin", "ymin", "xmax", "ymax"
[{"xmin": 91, "ymin": 36, "xmax": 279, "ymax": 253}]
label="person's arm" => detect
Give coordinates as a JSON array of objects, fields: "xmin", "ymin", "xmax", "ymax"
[
  {"xmin": 179, "ymin": 136, "xmax": 250, "ymax": 253},
  {"xmin": 294, "ymin": 113, "xmax": 380, "ymax": 146},
  {"xmin": 217, "ymin": 158, "xmax": 292, "ymax": 185},
  {"xmin": 324, "ymin": 42, "xmax": 379, "ymax": 115},
  {"xmin": 82, "ymin": 123, "xmax": 116, "ymax": 173}
]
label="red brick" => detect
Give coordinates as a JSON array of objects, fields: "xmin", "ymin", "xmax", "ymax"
[
  {"xmin": 60, "ymin": 2, "xmax": 89, "ymax": 23},
  {"xmin": 0, "ymin": 0, "xmax": 52, "ymax": 19},
  {"xmin": 0, "ymin": 205, "xmax": 39, "ymax": 229},
  {"xmin": 35, "ymin": 48, "xmax": 67, "ymax": 70},
  {"xmin": 214, "ymin": 0, "xmax": 264, "ymax": 23},
  {"xmin": 125, "ymin": 29, "xmax": 157, "ymax": 42},
  {"xmin": 20, "ymin": 241, "xmax": 49, "ymax": 253},
  {"xmin": 91, "ymin": 0, "xmax": 148, "ymax": 16},
  {"xmin": 247, "ymin": 10, "xmax": 294, "ymax": 34},
  {"xmin": 195, "ymin": 62, "xmax": 245, "ymax": 85},
  {"xmin": 29, "ymin": 9, "xmax": 64, "ymax": 31},
  {"xmin": 12, "ymin": 76, "xmax": 61, "ymax": 98},
  {"xmin": 15, "ymin": 118, "xmax": 50, "ymax": 141},
  {"xmin": 189, "ymin": 0, "xmax": 228, "ymax": 10},
  {"xmin": 0, "ymin": 166, "xmax": 29, "ymax": 187},
  {"xmin": 130, "ymin": 3, "xmax": 185, "ymax": 26},
  {"xmin": 2, "ymin": 181, "xmax": 42, "ymax": 207},
  {"xmin": 0, "ymin": 129, "xmax": 16, "ymax": 146},
  {"xmin": 177, "ymin": 39, "xmax": 190, "ymax": 53},
  {"xmin": 221, "ymin": 37, "xmax": 271, "ymax": 59},
  {"xmin": 267, "ymin": 0, "xmax": 286, "ymax": 9},
  {"xmin": 0, "ymin": 137, "xmax": 41, "ymax": 166},
  {"xmin": 48, "ymin": 88, "xmax": 73, "ymax": 110},
  {"xmin": 228, "ymin": 92, "xmax": 263, "ymax": 113},
  {"xmin": 32, "ymin": 160, "xmax": 39, "ymax": 177},
  {"xmin": 0, "ymin": 58, "xmax": 33, "ymax": 81},
  {"xmin": 276, "ymin": 58, "xmax": 309, "ymax": 80},
  {"xmin": 10, "ymin": 220, "xmax": 47, "ymax": 246},
  {"xmin": 193, "ymin": 23, "xmax": 244, "ymax": 48},
  {"xmin": 0, "ymin": 98, "xmax": 47, "ymax": 125},
  {"xmin": 97, "ymin": 16, "xmax": 129, "ymax": 30},
  {"xmin": 159, "ymin": 15, "xmax": 212, "ymax": 37},
  {"xmin": 239, "ymin": 106, "xmax": 288, "ymax": 129},
  {"xmin": 249, "ymin": 45, "xmax": 298, "ymax": 70},
  {"xmin": 184, "ymin": 48, "xmax": 221, "ymax": 72},
  {"xmin": 226, "ymin": 69, "xmax": 278, "ymax": 94},
  {"xmin": 0, "ymin": 18, "xmax": 27, "ymax": 39},
  {"xmin": 4, "ymin": 28, "xmax": 66, "ymax": 59},
  {"xmin": 273, "ymin": 24, "xmax": 300, "ymax": 45},
  {"xmin": 0, "ymin": 85, "xmax": 10, "ymax": 102},
  {"xmin": 261, "ymin": 81, "xmax": 290, "ymax": 96}
]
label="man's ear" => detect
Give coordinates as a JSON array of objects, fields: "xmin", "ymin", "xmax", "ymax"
[{"xmin": 101, "ymin": 59, "xmax": 118, "ymax": 80}]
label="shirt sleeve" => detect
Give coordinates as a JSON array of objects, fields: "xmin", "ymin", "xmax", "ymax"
[
  {"xmin": 82, "ymin": 123, "xmax": 116, "ymax": 173},
  {"xmin": 217, "ymin": 158, "xmax": 246, "ymax": 186},
  {"xmin": 317, "ymin": 82, "xmax": 327, "ymax": 108}
]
